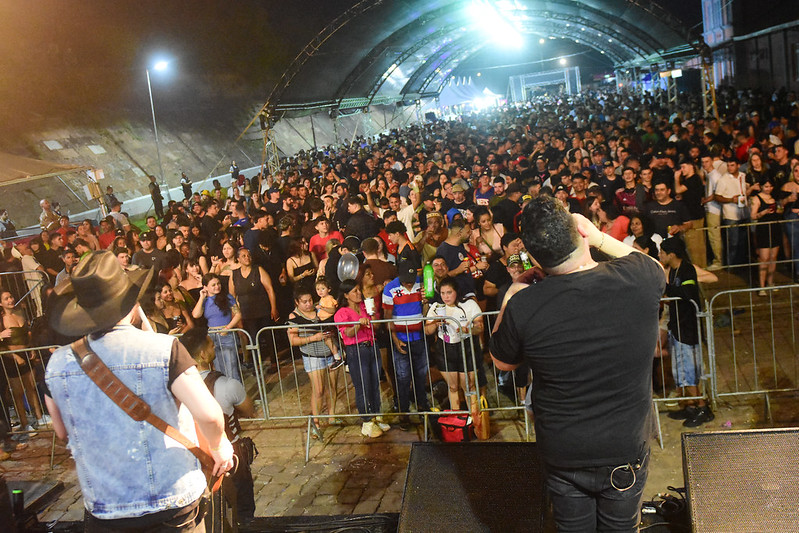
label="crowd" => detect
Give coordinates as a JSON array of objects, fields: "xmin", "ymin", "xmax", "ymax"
[{"xmin": 2, "ymin": 86, "xmax": 799, "ymax": 454}]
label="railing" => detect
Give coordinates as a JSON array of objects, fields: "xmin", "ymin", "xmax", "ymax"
[{"xmin": 706, "ymin": 284, "xmax": 799, "ymax": 420}]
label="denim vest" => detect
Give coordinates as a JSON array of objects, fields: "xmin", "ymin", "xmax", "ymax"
[{"xmin": 45, "ymin": 325, "xmax": 206, "ymax": 519}]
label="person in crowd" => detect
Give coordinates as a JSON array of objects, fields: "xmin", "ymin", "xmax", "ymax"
[
  {"xmin": 436, "ymin": 218, "xmax": 486, "ymax": 300},
  {"xmin": 1, "ymin": 290, "xmax": 43, "ymax": 440},
  {"xmin": 644, "ymin": 182, "xmax": 692, "ymax": 239},
  {"xmin": 77, "ymin": 219, "xmax": 100, "ymax": 250},
  {"xmin": 229, "ymin": 247, "xmax": 279, "ymax": 373},
  {"xmin": 309, "ymin": 216, "xmax": 343, "ymax": 262},
  {"xmin": 659, "ymin": 237, "xmax": 714, "ymax": 427},
  {"xmin": 210, "ymin": 240, "xmax": 240, "ymax": 290},
  {"xmin": 39, "ymin": 199, "xmax": 60, "ymax": 232},
  {"xmin": 382, "ymin": 260, "xmax": 430, "ymax": 430},
  {"xmin": 386, "ymin": 220, "xmax": 421, "ymax": 270},
  {"xmin": 286, "ymin": 238, "xmax": 318, "ymax": 291},
  {"xmin": 749, "ymin": 177, "xmax": 782, "ymax": 294},
  {"xmin": 335, "ymin": 279, "xmax": 388, "ymax": 438},
  {"xmin": 781, "ymin": 163, "xmax": 799, "ymax": 281},
  {"xmin": 674, "ymin": 160, "xmax": 708, "ymax": 267},
  {"xmin": 192, "ymin": 273, "xmax": 242, "ymax": 381},
  {"xmin": 45, "ymin": 251, "xmax": 233, "ymax": 530},
  {"xmin": 178, "ymin": 324, "xmax": 256, "ymax": 525},
  {"xmin": 424, "ymin": 277, "xmax": 483, "ymax": 411},
  {"xmin": 623, "ymin": 213, "xmax": 663, "ymax": 251},
  {"xmin": 491, "ymin": 196, "xmax": 665, "ymax": 531},
  {"xmin": 153, "ymin": 282, "xmax": 194, "ymax": 334},
  {"xmin": 287, "ymin": 285, "xmax": 341, "ymax": 440},
  {"xmin": 597, "ymin": 200, "xmax": 630, "ymax": 242},
  {"xmin": 714, "ymin": 157, "xmax": 750, "ymax": 267},
  {"xmin": 470, "ymin": 207, "xmax": 505, "ymax": 260}
]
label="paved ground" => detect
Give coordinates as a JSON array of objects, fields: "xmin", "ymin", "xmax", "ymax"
[{"xmin": 1, "ymin": 393, "xmax": 796, "ymax": 526}]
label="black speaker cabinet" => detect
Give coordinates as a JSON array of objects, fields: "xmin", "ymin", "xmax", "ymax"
[
  {"xmin": 399, "ymin": 442, "xmax": 545, "ymax": 533},
  {"xmin": 682, "ymin": 428, "xmax": 799, "ymax": 532}
]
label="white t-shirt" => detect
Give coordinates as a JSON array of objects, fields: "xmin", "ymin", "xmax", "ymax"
[
  {"xmin": 426, "ymin": 299, "xmax": 482, "ymax": 344},
  {"xmin": 199, "ymin": 369, "xmax": 246, "ymax": 416}
]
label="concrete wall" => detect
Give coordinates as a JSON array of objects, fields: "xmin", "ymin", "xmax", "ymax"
[{"xmin": 4, "ymin": 116, "xmax": 263, "ymax": 229}]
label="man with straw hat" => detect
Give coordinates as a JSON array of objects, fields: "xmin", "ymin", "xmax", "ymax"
[{"xmin": 43, "ymin": 251, "xmax": 233, "ymax": 531}]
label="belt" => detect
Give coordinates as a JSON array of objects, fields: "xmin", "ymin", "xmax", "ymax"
[{"xmin": 356, "ymin": 340, "xmax": 374, "ymax": 347}]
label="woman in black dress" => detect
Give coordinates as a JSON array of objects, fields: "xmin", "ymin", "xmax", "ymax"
[{"xmin": 750, "ymin": 177, "xmax": 782, "ymax": 295}]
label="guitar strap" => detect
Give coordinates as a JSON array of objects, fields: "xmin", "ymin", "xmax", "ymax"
[{"xmin": 69, "ymin": 336, "xmax": 222, "ymax": 491}]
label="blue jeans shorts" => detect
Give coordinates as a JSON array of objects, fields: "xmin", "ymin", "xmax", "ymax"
[{"xmin": 669, "ymin": 333, "xmax": 702, "ymax": 388}]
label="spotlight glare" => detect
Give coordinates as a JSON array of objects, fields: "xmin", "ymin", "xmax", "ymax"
[
  {"xmin": 559, "ymin": 58, "xmax": 567, "ymax": 66},
  {"xmin": 467, "ymin": 0, "xmax": 523, "ymax": 48}
]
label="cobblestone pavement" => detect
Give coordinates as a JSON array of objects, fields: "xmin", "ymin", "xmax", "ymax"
[{"xmin": 0, "ymin": 395, "xmax": 793, "ymax": 525}]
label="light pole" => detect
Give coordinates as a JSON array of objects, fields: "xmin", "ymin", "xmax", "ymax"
[{"xmin": 146, "ymin": 60, "xmax": 172, "ymax": 202}]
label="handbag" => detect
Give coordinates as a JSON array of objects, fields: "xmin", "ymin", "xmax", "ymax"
[
  {"xmin": 70, "ymin": 336, "xmax": 223, "ymax": 492},
  {"xmin": 236, "ymin": 436, "xmax": 258, "ymax": 466},
  {"xmin": 473, "ymin": 395, "xmax": 491, "ymax": 441}
]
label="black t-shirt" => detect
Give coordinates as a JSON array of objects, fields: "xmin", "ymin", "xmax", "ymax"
[
  {"xmin": 492, "ymin": 198, "xmax": 520, "ymax": 232},
  {"xmin": 680, "ymin": 174, "xmax": 705, "ymax": 220},
  {"xmin": 132, "ymin": 249, "xmax": 168, "ymax": 277},
  {"xmin": 491, "ymin": 253, "xmax": 665, "ymax": 468},
  {"xmin": 435, "ymin": 241, "xmax": 476, "ymax": 298},
  {"xmin": 644, "ymin": 199, "xmax": 690, "ymax": 238},
  {"xmin": 396, "ymin": 242, "xmax": 422, "ymax": 271},
  {"xmin": 665, "ymin": 260, "xmax": 700, "ymax": 345}
]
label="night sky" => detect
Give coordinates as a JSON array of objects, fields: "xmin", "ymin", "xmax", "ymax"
[{"xmin": 0, "ymin": 0, "xmax": 702, "ymax": 138}]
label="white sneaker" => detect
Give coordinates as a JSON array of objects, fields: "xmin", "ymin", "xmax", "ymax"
[
  {"xmin": 706, "ymin": 263, "xmax": 723, "ymax": 271},
  {"xmin": 374, "ymin": 416, "xmax": 391, "ymax": 432},
  {"xmin": 37, "ymin": 415, "xmax": 52, "ymax": 426},
  {"xmin": 361, "ymin": 421, "xmax": 383, "ymax": 438}
]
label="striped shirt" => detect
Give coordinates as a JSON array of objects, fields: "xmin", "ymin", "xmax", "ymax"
[{"xmin": 382, "ymin": 277, "xmax": 424, "ymax": 342}]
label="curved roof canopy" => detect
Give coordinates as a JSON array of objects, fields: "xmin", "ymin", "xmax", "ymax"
[{"xmin": 266, "ymin": 0, "xmax": 698, "ymax": 115}]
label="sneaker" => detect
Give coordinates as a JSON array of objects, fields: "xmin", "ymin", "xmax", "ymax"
[
  {"xmin": 37, "ymin": 415, "xmax": 52, "ymax": 426},
  {"xmin": 329, "ymin": 417, "xmax": 345, "ymax": 426},
  {"xmin": 11, "ymin": 432, "xmax": 28, "ymax": 444},
  {"xmin": 758, "ymin": 290, "xmax": 767, "ymax": 297},
  {"xmin": 667, "ymin": 405, "xmax": 700, "ymax": 420},
  {"xmin": 361, "ymin": 421, "xmax": 383, "ymax": 438},
  {"xmin": 706, "ymin": 262, "xmax": 723, "ymax": 271},
  {"xmin": 683, "ymin": 406, "xmax": 715, "ymax": 427},
  {"xmin": 374, "ymin": 416, "xmax": 391, "ymax": 433},
  {"xmin": 330, "ymin": 357, "xmax": 345, "ymax": 371}
]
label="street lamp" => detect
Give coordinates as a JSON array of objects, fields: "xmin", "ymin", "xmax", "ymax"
[{"xmin": 146, "ymin": 60, "xmax": 172, "ymax": 203}]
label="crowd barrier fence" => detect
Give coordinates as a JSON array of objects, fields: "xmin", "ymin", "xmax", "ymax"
[
  {"xmin": 688, "ymin": 218, "xmax": 797, "ymax": 278},
  {"xmin": 6, "ymin": 283, "xmax": 798, "ymax": 465},
  {"xmin": 706, "ymin": 283, "xmax": 799, "ymax": 421}
]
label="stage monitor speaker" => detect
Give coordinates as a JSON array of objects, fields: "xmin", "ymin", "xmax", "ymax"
[
  {"xmin": 682, "ymin": 428, "xmax": 799, "ymax": 532},
  {"xmin": 399, "ymin": 442, "xmax": 545, "ymax": 533}
]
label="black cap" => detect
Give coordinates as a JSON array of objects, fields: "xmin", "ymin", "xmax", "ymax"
[
  {"xmin": 554, "ymin": 184, "xmax": 567, "ymax": 194},
  {"xmin": 603, "ymin": 160, "xmax": 614, "ymax": 168},
  {"xmin": 140, "ymin": 231, "xmax": 155, "ymax": 241},
  {"xmin": 397, "ymin": 260, "xmax": 417, "ymax": 284}
]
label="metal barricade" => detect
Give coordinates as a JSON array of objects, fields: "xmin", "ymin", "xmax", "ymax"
[
  {"xmin": 205, "ymin": 327, "xmax": 267, "ymax": 421},
  {"xmin": 253, "ymin": 316, "xmax": 474, "ymax": 461},
  {"xmin": 707, "ymin": 284, "xmax": 799, "ymax": 419},
  {"xmin": 693, "ymin": 218, "xmax": 796, "ymax": 279},
  {"xmin": 0, "ymin": 344, "xmax": 59, "ymax": 467},
  {"xmin": 466, "ymin": 310, "xmax": 533, "ymax": 441}
]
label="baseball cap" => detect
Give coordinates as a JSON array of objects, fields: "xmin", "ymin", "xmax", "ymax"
[
  {"xmin": 554, "ymin": 184, "xmax": 568, "ymax": 194},
  {"xmin": 397, "ymin": 260, "xmax": 418, "ymax": 284},
  {"xmin": 452, "ymin": 184, "xmax": 465, "ymax": 193},
  {"xmin": 508, "ymin": 254, "xmax": 522, "ymax": 266},
  {"xmin": 140, "ymin": 231, "xmax": 155, "ymax": 242},
  {"xmin": 603, "ymin": 160, "xmax": 614, "ymax": 168}
]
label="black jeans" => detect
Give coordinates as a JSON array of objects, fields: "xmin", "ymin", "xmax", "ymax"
[{"xmin": 545, "ymin": 446, "xmax": 650, "ymax": 532}]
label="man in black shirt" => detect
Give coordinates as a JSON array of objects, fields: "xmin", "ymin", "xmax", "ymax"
[
  {"xmin": 674, "ymin": 161, "xmax": 707, "ymax": 267},
  {"xmin": 492, "ymin": 183, "xmax": 523, "ymax": 232},
  {"xmin": 132, "ymin": 232, "xmax": 168, "ymax": 286},
  {"xmin": 659, "ymin": 237, "xmax": 714, "ymax": 427},
  {"xmin": 386, "ymin": 221, "xmax": 421, "ymax": 271},
  {"xmin": 344, "ymin": 197, "xmax": 379, "ymax": 242},
  {"xmin": 435, "ymin": 219, "xmax": 485, "ymax": 299},
  {"xmin": 644, "ymin": 183, "xmax": 692, "ymax": 238},
  {"xmin": 490, "ymin": 196, "xmax": 665, "ymax": 532}
]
